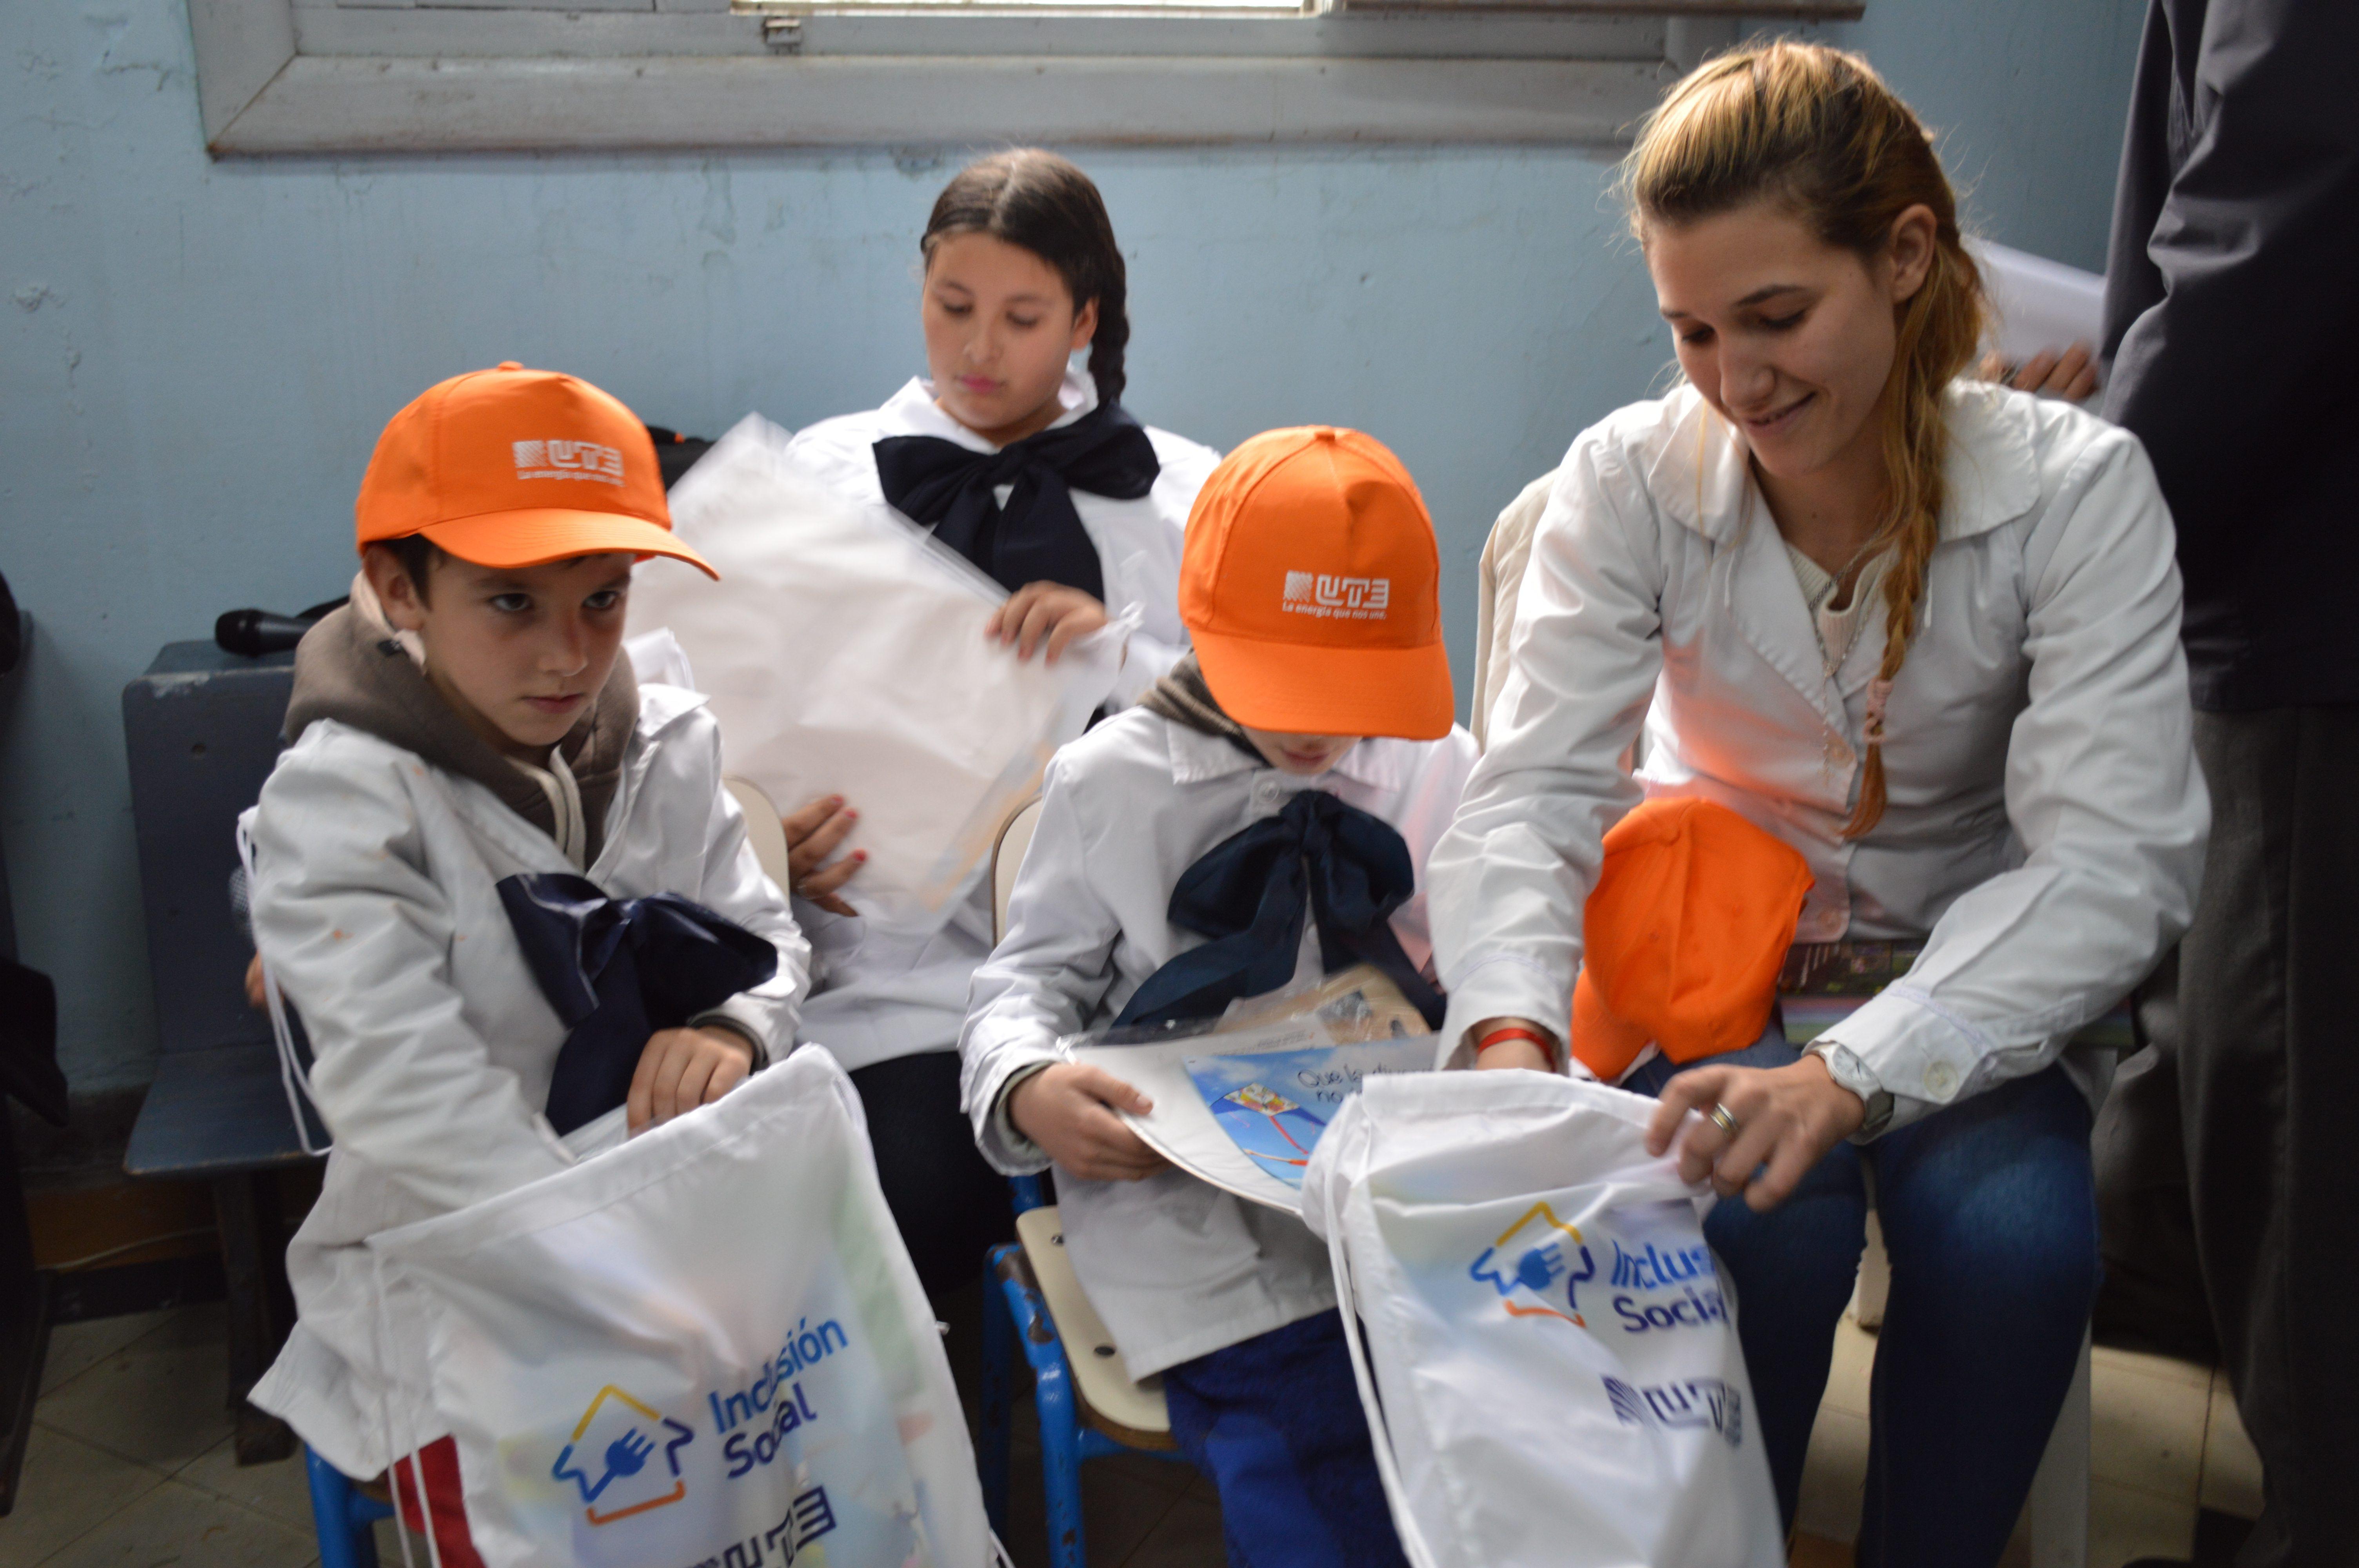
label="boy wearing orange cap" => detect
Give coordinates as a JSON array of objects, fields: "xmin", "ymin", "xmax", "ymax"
[
  {"xmin": 240, "ymin": 366, "xmax": 810, "ymax": 1564},
  {"xmin": 960, "ymin": 427, "xmax": 1475, "ymax": 1567}
]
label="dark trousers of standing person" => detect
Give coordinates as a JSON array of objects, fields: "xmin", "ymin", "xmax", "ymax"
[
  {"xmin": 2178, "ymin": 707, "xmax": 2359, "ymax": 1568},
  {"xmin": 849, "ymin": 1049, "xmax": 1015, "ymax": 1300}
]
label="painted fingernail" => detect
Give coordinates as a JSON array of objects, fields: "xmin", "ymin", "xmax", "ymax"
[{"xmin": 854, "ymin": 851, "xmax": 868, "ymax": 862}]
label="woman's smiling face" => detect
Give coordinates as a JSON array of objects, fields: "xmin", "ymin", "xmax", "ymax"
[{"xmin": 1646, "ymin": 197, "xmax": 1932, "ymax": 485}]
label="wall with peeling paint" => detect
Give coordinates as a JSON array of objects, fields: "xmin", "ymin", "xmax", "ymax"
[{"xmin": 0, "ymin": 0, "xmax": 2148, "ymax": 1090}]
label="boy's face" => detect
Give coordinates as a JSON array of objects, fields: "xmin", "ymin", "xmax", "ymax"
[
  {"xmin": 365, "ymin": 547, "xmax": 634, "ymax": 762},
  {"xmin": 1238, "ymin": 726, "xmax": 1361, "ymax": 777}
]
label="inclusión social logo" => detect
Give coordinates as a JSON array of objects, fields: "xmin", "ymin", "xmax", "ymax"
[
  {"xmin": 1469, "ymin": 1201, "xmax": 1598, "ymax": 1327},
  {"xmin": 552, "ymin": 1386, "xmax": 697, "ymax": 1526}
]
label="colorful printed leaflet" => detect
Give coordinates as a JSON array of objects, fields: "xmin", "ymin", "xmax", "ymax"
[{"xmin": 1183, "ymin": 1040, "xmax": 1431, "ymax": 1190}]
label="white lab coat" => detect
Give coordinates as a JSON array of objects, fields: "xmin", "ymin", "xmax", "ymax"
[
  {"xmin": 244, "ymin": 685, "xmax": 812, "ymax": 1477},
  {"xmin": 1429, "ymin": 380, "xmax": 2207, "ymax": 1131},
  {"xmin": 783, "ymin": 369, "xmax": 1220, "ymax": 1071},
  {"xmin": 961, "ymin": 708, "xmax": 1479, "ymax": 1377}
]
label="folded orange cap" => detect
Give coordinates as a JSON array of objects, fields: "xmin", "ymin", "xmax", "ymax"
[
  {"xmin": 1181, "ymin": 427, "xmax": 1452, "ymax": 740},
  {"xmin": 355, "ymin": 363, "xmax": 715, "ymax": 578},
  {"xmin": 1570, "ymin": 798, "xmax": 1816, "ymax": 1082}
]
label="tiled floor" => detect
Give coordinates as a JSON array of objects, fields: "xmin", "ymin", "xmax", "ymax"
[{"xmin": 0, "ymin": 1301, "xmax": 2262, "ymax": 1568}]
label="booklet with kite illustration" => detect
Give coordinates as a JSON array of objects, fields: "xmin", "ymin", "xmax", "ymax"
[{"xmin": 1063, "ymin": 966, "xmax": 1439, "ymax": 1213}]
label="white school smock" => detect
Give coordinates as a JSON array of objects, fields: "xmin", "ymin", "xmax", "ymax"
[
  {"xmin": 781, "ymin": 368, "xmax": 1220, "ymax": 1072},
  {"xmin": 961, "ymin": 708, "xmax": 1479, "ymax": 1377},
  {"xmin": 1428, "ymin": 380, "xmax": 2208, "ymax": 1131},
  {"xmin": 244, "ymin": 686, "xmax": 812, "ymax": 1478}
]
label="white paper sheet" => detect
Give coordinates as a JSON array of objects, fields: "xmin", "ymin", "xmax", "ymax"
[
  {"xmin": 1972, "ymin": 239, "xmax": 2106, "ymax": 368},
  {"xmin": 627, "ymin": 415, "xmax": 1121, "ymax": 938}
]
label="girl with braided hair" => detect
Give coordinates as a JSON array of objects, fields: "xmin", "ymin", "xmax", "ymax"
[
  {"xmin": 1427, "ymin": 42, "xmax": 2207, "ymax": 1561},
  {"xmin": 776, "ymin": 150, "xmax": 1219, "ymax": 1299}
]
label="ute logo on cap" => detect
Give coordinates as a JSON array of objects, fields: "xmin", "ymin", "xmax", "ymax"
[
  {"xmin": 513, "ymin": 438, "xmax": 625, "ymax": 485},
  {"xmin": 1281, "ymin": 571, "xmax": 1391, "ymax": 621}
]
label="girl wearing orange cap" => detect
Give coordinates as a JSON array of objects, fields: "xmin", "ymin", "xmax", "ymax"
[
  {"xmin": 773, "ymin": 151, "xmax": 1221, "ymax": 1301},
  {"xmin": 1427, "ymin": 44, "xmax": 2206, "ymax": 1566},
  {"xmin": 962, "ymin": 426, "xmax": 1472, "ymax": 1568}
]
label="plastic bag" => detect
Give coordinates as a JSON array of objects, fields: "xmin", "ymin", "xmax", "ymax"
[
  {"xmin": 625, "ymin": 416, "xmax": 1121, "ymax": 938},
  {"xmin": 366, "ymin": 1048, "xmax": 999, "ymax": 1568},
  {"xmin": 1301, "ymin": 1069, "xmax": 1785, "ymax": 1568}
]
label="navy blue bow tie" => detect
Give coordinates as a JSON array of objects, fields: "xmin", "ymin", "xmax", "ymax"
[
  {"xmin": 1114, "ymin": 788, "xmax": 1447, "ymax": 1032},
  {"xmin": 498, "ymin": 873, "xmax": 779, "ymax": 1135},
  {"xmin": 871, "ymin": 400, "xmax": 1160, "ymax": 601}
]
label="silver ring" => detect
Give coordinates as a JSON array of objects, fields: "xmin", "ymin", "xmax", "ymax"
[{"xmin": 1707, "ymin": 1103, "xmax": 1742, "ymax": 1140}]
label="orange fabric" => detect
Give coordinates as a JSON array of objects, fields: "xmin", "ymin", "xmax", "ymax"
[
  {"xmin": 1569, "ymin": 798, "xmax": 1816, "ymax": 1081},
  {"xmin": 1179, "ymin": 426, "xmax": 1453, "ymax": 740},
  {"xmin": 356, "ymin": 361, "xmax": 714, "ymax": 578}
]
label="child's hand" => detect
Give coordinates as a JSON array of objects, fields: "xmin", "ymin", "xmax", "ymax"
[
  {"xmin": 988, "ymin": 583, "xmax": 1109, "ymax": 665},
  {"xmin": 628, "ymin": 1026, "xmax": 756, "ymax": 1134},
  {"xmin": 1007, "ymin": 1063, "xmax": 1167, "ymax": 1181},
  {"xmin": 780, "ymin": 794, "xmax": 865, "ymax": 917}
]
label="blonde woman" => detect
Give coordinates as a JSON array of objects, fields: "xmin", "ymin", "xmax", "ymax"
[{"xmin": 1427, "ymin": 44, "xmax": 2207, "ymax": 1562}]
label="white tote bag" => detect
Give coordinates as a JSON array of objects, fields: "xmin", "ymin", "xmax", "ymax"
[
  {"xmin": 625, "ymin": 415, "xmax": 1120, "ymax": 938},
  {"xmin": 1302, "ymin": 1069, "xmax": 1785, "ymax": 1568},
  {"xmin": 367, "ymin": 1048, "xmax": 997, "ymax": 1568}
]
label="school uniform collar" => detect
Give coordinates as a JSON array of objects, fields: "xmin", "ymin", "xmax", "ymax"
[
  {"xmin": 1163, "ymin": 719, "xmax": 1409, "ymax": 793},
  {"xmin": 1648, "ymin": 380, "xmax": 2043, "ymax": 732},
  {"xmin": 1644, "ymin": 379, "xmax": 2042, "ymax": 547},
  {"xmin": 878, "ymin": 368, "xmax": 1100, "ymax": 454}
]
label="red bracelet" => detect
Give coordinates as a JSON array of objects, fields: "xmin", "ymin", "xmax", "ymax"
[{"xmin": 1474, "ymin": 1026, "xmax": 1552, "ymax": 1056}]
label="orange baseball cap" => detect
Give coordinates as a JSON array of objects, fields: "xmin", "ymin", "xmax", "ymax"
[
  {"xmin": 354, "ymin": 363, "xmax": 715, "ymax": 578},
  {"xmin": 1569, "ymin": 798, "xmax": 1816, "ymax": 1081},
  {"xmin": 1181, "ymin": 427, "xmax": 1453, "ymax": 739}
]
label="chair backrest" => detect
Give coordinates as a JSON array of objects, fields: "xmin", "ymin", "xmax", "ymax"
[
  {"xmin": 1470, "ymin": 468, "xmax": 1558, "ymax": 750},
  {"xmin": 724, "ymin": 775, "xmax": 794, "ymax": 896},
  {"xmin": 990, "ymin": 795, "xmax": 1045, "ymax": 945}
]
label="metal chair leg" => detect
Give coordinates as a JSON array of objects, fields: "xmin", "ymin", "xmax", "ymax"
[
  {"xmin": 981, "ymin": 1244, "xmax": 1018, "ymax": 1537},
  {"xmin": 306, "ymin": 1446, "xmax": 392, "ymax": 1568},
  {"xmin": 994, "ymin": 1247, "xmax": 1090, "ymax": 1568}
]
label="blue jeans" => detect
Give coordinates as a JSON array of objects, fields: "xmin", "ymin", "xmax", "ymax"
[
  {"xmin": 1623, "ymin": 1033, "xmax": 2100, "ymax": 1568},
  {"xmin": 1163, "ymin": 1311, "xmax": 1409, "ymax": 1568}
]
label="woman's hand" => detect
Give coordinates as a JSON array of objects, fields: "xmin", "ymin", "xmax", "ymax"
[
  {"xmin": 780, "ymin": 793, "xmax": 865, "ymax": 917},
  {"xmin": 1978, "ymin": 343, "xmax": 2100, "ymax": 403},
  {"xmin": 989, "ymin": 583, "xmax": 1109, "ymax": 665},
  {"xmin": 1008, "ymin": 1063, "xmax": 1167, "ymax": 1181},
  {"xmin": 1645, "ymin": 1054, "xmax": 1866, "ymax": 1212},
  {"xmin": 629, "ymin": 1026, "xmax": 756, "ymax": 1133},
  {"xmin": 1465, "ymin": 1016, "xmax": 1558, "ymax": 1073}
]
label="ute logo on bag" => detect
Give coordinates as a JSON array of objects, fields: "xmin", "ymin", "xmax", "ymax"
[
  {"xmin": 552, "ymin": 1385, "xmax": 698, "ymax": 1525},
  {"xmin": 1469, "ymin": 1201, "xmax": 1598, "ymax": 1327},
  {"xmin": 1603, "ymin": 1376, "xmax": 1745, "ymax": 1448}
]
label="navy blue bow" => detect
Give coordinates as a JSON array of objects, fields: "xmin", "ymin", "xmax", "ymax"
[
  {"xmin": 1114, "ymin": 789, "xmax": 1446, "ymax": 1032},
  {"xmin": 872, "ymin": 401, "xmax": 1160, "ymax": 601},
  {"xmin": 497, "ymin": 873, "xmax": 779, "ymax": 1135}
]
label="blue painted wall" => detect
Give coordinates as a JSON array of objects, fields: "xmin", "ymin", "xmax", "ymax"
[{"xmin": 1, "ymin": 0, "xmax": 2148, "ymax": 1089}]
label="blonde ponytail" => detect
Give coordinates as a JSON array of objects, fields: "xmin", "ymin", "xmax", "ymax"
[{"xmin": 1622, "ymin": 41, "xmax": 1986, "ymax": 837}]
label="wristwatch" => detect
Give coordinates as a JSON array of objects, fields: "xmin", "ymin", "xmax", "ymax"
[{"xmin": 1805, "ymin": 1039, "xmax": 1895, "ymax": 1139}]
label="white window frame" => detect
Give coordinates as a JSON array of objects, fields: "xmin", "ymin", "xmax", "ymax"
[{"xmin": 188, "ymin": 0, "xmax": 1860, "ymax": 155}]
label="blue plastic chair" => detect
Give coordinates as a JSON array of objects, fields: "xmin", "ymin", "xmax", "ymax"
[
  {"xmin": 305, "ymin": 1446, "xmax": 396, "ymax": 1568},
  {"xmin": 979, "ymin": 1174, "xmax": 1193, "ymax": 1568}
]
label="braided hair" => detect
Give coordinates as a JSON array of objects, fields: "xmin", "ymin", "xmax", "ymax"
[
  {"xmin": 921, "ymin": 150, "xmax": 1132, "ymax": 406},
  {"xmin": 1624, "ymin": 41, "xmax": 1986, "ymax": 837}
]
